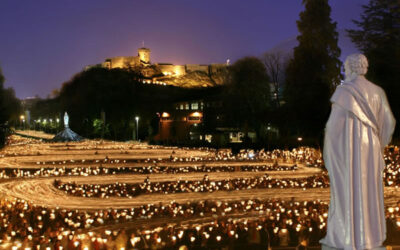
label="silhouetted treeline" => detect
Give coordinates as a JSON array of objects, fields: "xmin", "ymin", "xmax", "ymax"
[
  {"xmin": 31, "ymin": 67, "xmax": 223, "ymax": 141},
  {"xmin": 0, "ymin": 67, "xmax": 21, "ymax": 148}
]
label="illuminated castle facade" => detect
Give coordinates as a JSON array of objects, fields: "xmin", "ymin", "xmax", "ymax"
[{"xmin": 94, "ymin": 47, "xmax": 228, "ymax": 87}]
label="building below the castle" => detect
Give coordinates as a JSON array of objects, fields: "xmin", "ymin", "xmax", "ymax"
[{"xmin": 87, "ymin": 47, "xmax": 228, "ymax": 88}]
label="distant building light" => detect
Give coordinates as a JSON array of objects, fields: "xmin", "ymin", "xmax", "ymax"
[
  {"xmin": 161, "ymin": 112, "xmax": 170, "ymax": 118},
  {"xmin": 191, "ymin": 112, "xmax": 202, "ymax": 117},
  {"xmin": 297, "ymin": 137, "xmax": 303, "ymax": 142},
  {"xmin": 191, "ymin": 102, "xmax": 199, "ymax": 110}
]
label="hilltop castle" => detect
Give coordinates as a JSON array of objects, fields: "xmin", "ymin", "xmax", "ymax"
[{"xmin": 88, "ymin": 47, "xmax": 228, "ymax": 87}]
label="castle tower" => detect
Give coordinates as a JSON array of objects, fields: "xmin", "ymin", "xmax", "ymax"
[{"xmin": 138, "ymin": 47, "xmax": 151, "ymax": 64}]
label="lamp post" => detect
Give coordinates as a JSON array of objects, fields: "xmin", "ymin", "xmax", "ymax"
[
  {"xmin": 267, "ymin": 125, "xmax": 271, "ymax": 151},
  {"xmin": 297, "ymin": 137, "xmax": 303, "ymax": 149},
  {"xmin": 19, "ymin": 115, "xmax": 25, "ymax": 130},
  {"xmin": 135, "ymin": 116, "xmax": 139, "ymax": 141},
  {"xmin": 43, "ymin": 119, "xmax": 47, "ymax": 132}
]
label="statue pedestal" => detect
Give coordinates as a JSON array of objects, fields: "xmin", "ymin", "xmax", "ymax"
[
  {"xmin": 322, "ymin": 244, "xmax": 386, "ymax": 250},
  {"xmin": 52, "ymin": 127, "xmax": 83, "ymax": 142},
  {"xmin": 51, "ymin": 112, "xmax": 83, "ymax": 142}
]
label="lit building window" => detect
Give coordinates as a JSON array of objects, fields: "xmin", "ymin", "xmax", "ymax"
[
  {"xmin": 191, "ymin": 102, "xmax": 199, "ymax": 110},
  {"xmin": 180, "ymin": 104, "xmax": 184, "ymax": 110},
  {"xmin": 185, "ymin": 103, "xmax": 189, "ymax": 110}
]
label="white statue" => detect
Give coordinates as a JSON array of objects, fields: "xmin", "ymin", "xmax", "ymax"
[
  {"xmin": 64, "ymin": 112, "xmax": 69, "ymax": 128},
  {"xmin": 320, "ymin": 54, "xmax": 396, "ymax": 249}
]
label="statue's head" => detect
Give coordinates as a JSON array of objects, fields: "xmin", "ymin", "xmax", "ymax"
[{"xmin": 344, "ymin": 54, "xmax": 368, "ymax": 81}]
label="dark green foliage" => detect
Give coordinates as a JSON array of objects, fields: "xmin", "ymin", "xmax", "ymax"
[
  {"xmin": 284, "ymin": 0, "xmax": 342, "ymax": 141},
  {"xmin": 32, "ymin": 67, "xmax": 213, "ymax": 141},
  {"xmin": 223, "ymin": 57, "xmax": 271, "ymax": 139},
  {"xmin": 0, "ymin": 68, "xmax": 21, "ymax": 148},
  {"xmin": 58, "ymin": 68, "xmax": 139, "ymax": 139},
  {"xmin": 347, "ymin": 0, "xmax": 400, "ymax": 138}
]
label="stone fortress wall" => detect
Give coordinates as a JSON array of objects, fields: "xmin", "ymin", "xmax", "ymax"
[
  {"xmin": 96, "ymin": 47, "xmax": 227, "ymax": 81},
  {"xmin": 102, "ymin": 56, "xmax": 140, "ymax": 69}
]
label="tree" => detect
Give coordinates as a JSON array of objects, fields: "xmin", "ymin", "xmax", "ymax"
[
  {"xmin": 262, "ymin": 51, "xmax": 288, "ymax": 108},
  {"xmin": 0, "ymin": 68, "xmax": 21, "ymax": 148},
  {"xmin": 224, "ymin": 57, "xmax": 271, "ymax": 140},
  {"xmin": 57, "ymin": 67, "xmax": 141, "ymax": 140},
  {"xmin": 347, "ymin": 0, "xmax": 400, "ymax": 138},
  {"xmin": 284, "ymin": 0, "xmax": 342, "ymax": 142},
  {"xmin": 30, "ymin": 67, "xmax": 208, "ymax": 141}
]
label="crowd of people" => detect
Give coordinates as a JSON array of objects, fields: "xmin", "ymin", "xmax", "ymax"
[
  {"xmin": 1, "ymin": 197, "xmax": 400, "ymax": 249},
  {"xmin": 0, "ymin": 163, "xmax": 298, "ymax": 180},
  {"xmin": 1, "ymin": 135, "xmax": 323, "ymax": 169},
  {"xmin": 54, "ymin": 173, "xmax": 329, "ymax": 198},
  {"xmin": 383, "ymin": 146, "xmax": 400, "ymax": 187},
  {"xmin": 32, "ymin": 147, "xmax": 321, "ymax": 167},
  {"xmin": 0, "ymin": 197, "xmax": 328, "ymax": 249},
  {"xmin": 1, "ymin": 135, "xmax": 399, "ymax": 248}
]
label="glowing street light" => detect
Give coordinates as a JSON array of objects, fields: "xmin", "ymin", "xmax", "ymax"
[
  {"xmin": 20, "ymin": 115, "xmax": 25, "ymax": 130},
  {"xmin": 135, "ymin": 116, "xmax": 139, "ymax": 141}
]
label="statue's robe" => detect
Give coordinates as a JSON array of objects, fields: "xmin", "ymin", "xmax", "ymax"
[{"xmin": 320, "ymin": 75, "xmax": 396, "ymax": 250}]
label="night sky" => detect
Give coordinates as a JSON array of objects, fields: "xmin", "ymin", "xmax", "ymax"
[{"xmin": 0, "ymin": 0, "xmax": 367, "ymax": 98}]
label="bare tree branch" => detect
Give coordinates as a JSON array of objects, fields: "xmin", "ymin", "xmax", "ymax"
[{"xmin": 262, "ymin": 51, "xmax": 285, "ymax": 108}]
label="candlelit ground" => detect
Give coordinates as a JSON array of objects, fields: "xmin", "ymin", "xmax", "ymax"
[{"xmin": 0, "ymin": 130, "xmax": 399, "ymax": 248}]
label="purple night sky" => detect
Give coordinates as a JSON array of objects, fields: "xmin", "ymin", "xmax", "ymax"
[{"xmin": 0, "ymin": 0, "xmax": 367, "ymax": 98}]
